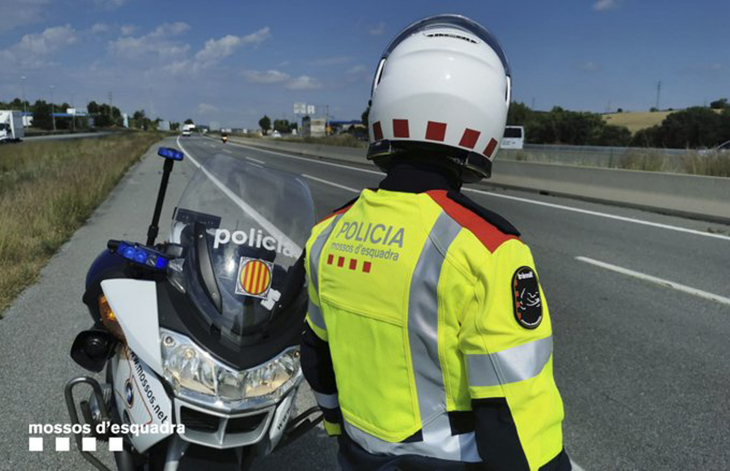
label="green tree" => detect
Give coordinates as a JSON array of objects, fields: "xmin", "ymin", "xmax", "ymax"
[
  {"xmin": 32, "ymin": 100, "xmax": 53, "ymax": 130},
  {"xmin": 273, "ymin": 119, "xmax": 291, "ymax": 133},
  {"xmin": 710, "ymin": 98, "xmax": 729, "ymax": 110},
  {"xmin": 184, "ymin": 118, "xmax": 194, "ymax": 125},
  {"xmin": 259, "ymin": 115, "xmax": 271, "ymax": 135},
  {"xmin": 507, "ymin": 102, "xmax": 533, "ymax": 126}
]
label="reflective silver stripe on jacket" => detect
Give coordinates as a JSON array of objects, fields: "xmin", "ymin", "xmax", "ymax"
[
  {"xmin": 313, "ymin": 391, "xmax": 339, "ymax": 410},
  {"xmin": 307, "ymin": 300, "xmax": 326, "ymax": 332},
  {"xmin": 466, "ymin": 336, "xmax": 553, "ymax": 388},
  {"xmin": 307, "ymin": 214, "xmax": 343, "ymax": 332},
  {"xmin": 347, "ymin": 211, "xmax": 480, "ymax": 463}
]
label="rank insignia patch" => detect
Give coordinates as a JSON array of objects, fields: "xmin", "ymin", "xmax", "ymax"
[{"xmin": 512, "ymin": 266, "xmax": 542, "ymax": 329}]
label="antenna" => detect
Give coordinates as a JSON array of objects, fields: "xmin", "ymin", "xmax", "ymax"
[{"xmin": 655, "ymin": 81, "xmax": 662, "ymax": 110}]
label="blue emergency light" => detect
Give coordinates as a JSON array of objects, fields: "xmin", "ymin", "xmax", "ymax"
[
  {"xmin": 118, "ymin": 242, "xmax": 169, "ymax": 270},
  {"xmin": 158, "ymin": 147, "xmax": 184, "ymax": 161}
]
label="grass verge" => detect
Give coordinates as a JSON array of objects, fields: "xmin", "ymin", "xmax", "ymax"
[{"xmin": 0, "ymin": 133, "xmax": 162, "ymax": 316}]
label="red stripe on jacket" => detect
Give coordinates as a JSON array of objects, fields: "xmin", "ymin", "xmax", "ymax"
[{"xmin": 426, "ymin": 190, "xmax": 519, "ymax": 253}]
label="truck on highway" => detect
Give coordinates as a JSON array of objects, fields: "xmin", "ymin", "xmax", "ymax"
[
  {"xmin": 0, "ymin": 110, "xmax": 24, "ymax": 143},
  {"xmin": 181, "ymin": 123, "xmax": 195, "ymax": 137}
]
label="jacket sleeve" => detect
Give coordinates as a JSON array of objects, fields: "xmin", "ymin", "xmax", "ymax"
[
  {"xmin": 459, "ymin": 239, "xmax": 567, "ymax": 470},
  {"xmin": 301, "ymin": 227, "xmax": 342, "ymax": 437}
]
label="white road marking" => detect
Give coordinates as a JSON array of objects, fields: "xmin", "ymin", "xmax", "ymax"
[
  {"xmin": 576, "ymin": 256, "xmax": 730, "ymax": 306},
  {"xmin": 229, "ymin": 141, "xmax": 730, "ymax": 242},
  {"xmin": 248, "ymin": 162, "xmax": 264, "ymax": 169},
  {"xmin": 302, "ymin": 174, "xmax": 359, "ymax": 193},
  {"xmin": 175, "ymin": 136, "xmax": 302, "ymax": 255},
  {"xmin": 571, "ymin": 461, "xmax": 586, "ymax": 471},
  {"xmin": 222, "ymin": 148, "xmax": 232, "ymax": 154},
  {"xmin": 466, "ymin": 188, "xmax": 730, "ymax": 242},
  {"xmin": 230, "ymin": 141, "xmax": 383, "ymax": 175},
  {"xmin": 246, "ymin": 157, "xmax": 265, "ymax": 165}
]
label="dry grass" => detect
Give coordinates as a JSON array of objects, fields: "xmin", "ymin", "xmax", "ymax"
[
  {"xmin": 681, "ymin": 151, "xmax": 730, "ymax": 177},
  {"xmin": 280, "ymin": 134, "xmax": 367, "ymax": 148},
  {"xmin": 603, "ymin": 111, "xmax": 676, "ymax": 133},
  {"xmin": 0, "ymin": 133, "xmax": 161, "ymax": 316}
]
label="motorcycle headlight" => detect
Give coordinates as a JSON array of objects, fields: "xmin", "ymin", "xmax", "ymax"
[{"xmin": 160, "ymin": 329, "xmax": 301, "ymax": 407}]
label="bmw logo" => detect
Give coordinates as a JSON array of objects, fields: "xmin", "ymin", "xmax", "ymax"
[{"xmin": 124, "ymin": 380, "xmax": 134, "ymax": 407}]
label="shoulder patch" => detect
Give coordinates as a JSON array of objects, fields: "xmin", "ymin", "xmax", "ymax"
[
  {"xmin": 426, "ymin": 189, "xmax": 520, "ymax": 252},
  {"xmin": 512, "ymin": 266, "xmax": 542, "ymax": 329}
]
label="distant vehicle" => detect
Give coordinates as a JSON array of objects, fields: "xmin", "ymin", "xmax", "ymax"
[
  {"xmin": 698, "ymin": 140, "xmax": 730, "ymax": 155},
  {"xmin": 714, "ymin": 140, "xmax": 730, "ymax": 152},
  {"xmin": 0, "ymin": 110, "xmax": 24, "ymax": 143},
  {"xmin": 221, "ymin": 132, "xmax": 228, "ymax": 143},
  {"xmin": 501, "ymin": 125, "xmax": 524, "ymax": 150},
  {"xmin": 271, "ymin": 130, "xmax": 282, "ymax": 138},
  {"xmin": 181, "ymin": 123, "xmax": 195, "ymax": 137}
]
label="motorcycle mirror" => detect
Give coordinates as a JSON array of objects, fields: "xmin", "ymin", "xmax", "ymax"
[{"xmin": 70, "ymin": 329, "xmax": 117, "ymax": 372}]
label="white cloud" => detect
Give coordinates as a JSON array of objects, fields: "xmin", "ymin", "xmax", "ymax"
[
  {"xmin": 286, "ymin": 75, "xmax": 322, "ymax": 91},
  {"xmin": 580, "ymin": 61, "xmax": 601, "ymax": 72},
  {"xmin": 120, "ymin": 25, "xmax": 136, "ymax": 36},
  {"xmin": 194, "ymin": 27, "xmax": 271, "ymax": 65},
  {"xmin": 197, "ymin": 103, "xmax": 218, "ymax": 114},
  {"xmin": 345, "ymin": 64, "xmax": 370, "ymax": 83},
  {"xmin": 310, "ymin": 56, "xmax": 353, "ymax": 66},
  {"xmin": 369, "ymin": 22, "xmax": 386, "ymax": 35},
  {"xmin": 593, "ymin": 0, "xmax": 619, "ymax": 11},
  {"xmin": 90, "ymin": 23, "xmax": 110, "ymax": 34},
  {"xmin": 0, "ymin": 24, "xmax": 78, "ymax": 68},
  {"xmin": 0, "ymin": 0, "xmax": 48, "ymax": 34},
  {"xmin": 242, "ymin": 69, "xmax": 291, "ymax": 84},
  {"xmin": 95, "ymin": 0, "xmax": 130, "ymax": 9},
  {"xmin": 108, "ymin": 22, "xmax": 190, "ymax": 60}
]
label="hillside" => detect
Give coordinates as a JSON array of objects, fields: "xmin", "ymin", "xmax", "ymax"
[{"xmin": 603, "ymin": 111, "xmax": 675, "ymax": 134}]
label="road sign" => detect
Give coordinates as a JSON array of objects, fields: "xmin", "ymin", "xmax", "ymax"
[{"xmin": 293, "ymin": 102, "xmax": 307, "ymax": 115}]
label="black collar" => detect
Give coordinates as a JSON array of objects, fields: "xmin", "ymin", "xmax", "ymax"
[{"xmin": 378, "ymin": 162, "xmax": 460, "ymax": 194}]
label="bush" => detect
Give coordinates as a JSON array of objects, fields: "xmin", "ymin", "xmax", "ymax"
[{"xmin": 631, "ymin": 107, "xmax": 730, "ymax": 148}]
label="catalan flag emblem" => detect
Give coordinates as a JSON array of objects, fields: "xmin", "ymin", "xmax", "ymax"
[{"xmin": 235, "ymin": 257, "xmax": 273, "ymax": 298}]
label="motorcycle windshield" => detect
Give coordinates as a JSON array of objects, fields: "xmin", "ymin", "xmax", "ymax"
[{"xmin": 169, "ymin": 153, "xmax": 315, "ymax": 350}]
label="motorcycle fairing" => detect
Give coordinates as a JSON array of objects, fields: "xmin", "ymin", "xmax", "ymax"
[
  {"xmin": 110, "ymin": 345, "xmax": 173, "ymax": 453},
  {"xmin": 101, "ymin": 278, "xmax": 163, "ymax": 374}
]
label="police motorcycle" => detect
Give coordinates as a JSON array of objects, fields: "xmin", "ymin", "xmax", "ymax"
[
  {"xmin": 222, "ymin": 133, "xmax": 228, "ymax": 144},
  {"xmin": 65, "ymin": 147, "xmax": 321, "ymax": 470}
]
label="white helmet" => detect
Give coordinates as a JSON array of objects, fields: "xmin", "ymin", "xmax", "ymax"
[{"xmin": 367, "ymin": 14, "xmax": 511, "ymax": 182}]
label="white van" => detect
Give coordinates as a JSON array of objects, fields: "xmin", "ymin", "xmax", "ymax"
[{"xmin": 502, "ymin": 125, "xmax": 524, "ymax": 150}]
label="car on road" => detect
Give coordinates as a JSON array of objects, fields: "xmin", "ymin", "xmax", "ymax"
[{"xmin": 502, "ymin": 125, "xmax": 524, "ymax": 150}]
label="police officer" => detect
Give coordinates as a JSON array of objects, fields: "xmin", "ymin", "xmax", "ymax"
[{"xmin": 301, "ymin": 14, "xmax": 570, "ymax": 471}]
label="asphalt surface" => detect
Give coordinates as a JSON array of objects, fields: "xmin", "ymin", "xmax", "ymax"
[{"xmin": 1, "ymin": 135, "xmax": 729, "ymax": 470}]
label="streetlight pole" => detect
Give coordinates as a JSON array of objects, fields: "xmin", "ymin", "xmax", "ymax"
[
  {"xmin": 71, "ymin": 92, "xmax": 76, "ymax": 132},
  {"xmin": 21, "ymin": 76, "xmax": 27, "ymax": 120},
  {"xmin": 50, "ymin": 85, "xmax": 56, "ymax": 132}
]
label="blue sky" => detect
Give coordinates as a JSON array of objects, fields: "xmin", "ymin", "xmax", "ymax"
[{"xmin": 1, "ymin": 0, "xmax": 729, "ymax": 128}]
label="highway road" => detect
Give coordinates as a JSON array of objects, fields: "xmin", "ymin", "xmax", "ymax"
[{"xmin": 1, "ymin": 135, "xmax": 729, "ymax": 470}]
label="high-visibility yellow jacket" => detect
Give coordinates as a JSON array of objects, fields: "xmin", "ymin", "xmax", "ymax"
[{"xmin": 302, "ymin": 185, "xmax": 566, "ymax": 470}]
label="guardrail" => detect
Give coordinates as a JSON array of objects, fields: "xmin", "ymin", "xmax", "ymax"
[{"xmin": 230, "ymin": 137, "xmax": 730, "ymax": 223}]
